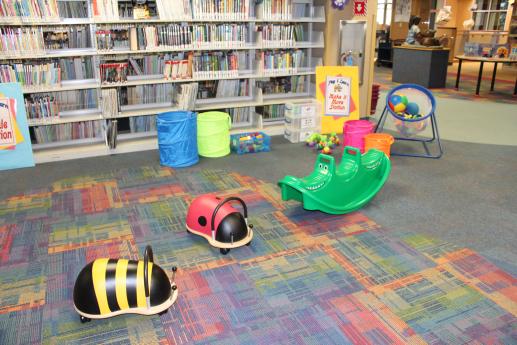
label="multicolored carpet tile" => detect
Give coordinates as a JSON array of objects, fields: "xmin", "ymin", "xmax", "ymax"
[
  {"xmin": 374, "ymin": 66, "xmax": 517, "ymax": 104},
  {"xmin": 0, "ymin": 167, "xmax": 516, "ymax": 344}
]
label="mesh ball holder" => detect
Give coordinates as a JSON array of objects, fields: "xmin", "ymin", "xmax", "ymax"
[{"xmin": 374, "ymin": 84, "xmax": 443, "ymax": 159}]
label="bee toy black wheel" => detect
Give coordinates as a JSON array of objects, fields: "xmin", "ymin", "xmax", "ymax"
[
  {"xmin": 220, "ymin": 248, "xmax": 230, "ymax": 255},
  {"xmin": 246, "ymin": 241, "xmax": 252, "ymax": 246},
  {"xmin": 158, "ymin": 310, "xmax": 168, "ymax": 316},
  {"xmin": 80, "ymin": 316, "xmax": 91, "ymax": 323}
]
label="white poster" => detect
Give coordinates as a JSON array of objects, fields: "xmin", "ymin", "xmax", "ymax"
[
  {"xmin": 395, "ymin": 0, "xmax": 412, "ymax": 22},
  {"xmin": 325, "ymin": 76, "xmax": 351, "ymax": 116},
  {"xmin": 0, "ymin": 98, "xmax": 17, "ymax": 146}
]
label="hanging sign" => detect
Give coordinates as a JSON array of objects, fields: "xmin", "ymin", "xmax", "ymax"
[
  {"xmin": 354, "ymin": 0, "xmax": 367, "ymax": 16},
  {"xmin": 0, "ymin": 83, "xmax": 34, "ymax": 170}
]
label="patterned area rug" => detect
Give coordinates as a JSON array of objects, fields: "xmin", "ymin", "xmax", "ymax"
[
  {"xmin": 0, "ymin": 167, "xmax": 516, "ymax": 344},
  {"xmin": 374, "ymin": 66, "xmax": 517, "ymax": 104}
]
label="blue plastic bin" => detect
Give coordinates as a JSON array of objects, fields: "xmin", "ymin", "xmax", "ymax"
[
  {"xmin": 230, "ymin": 132, "xmax": 271, "ymax": 154},
  {"xmin": 157, "ymin": 111, "xmax": 198, "ymax": 167}
]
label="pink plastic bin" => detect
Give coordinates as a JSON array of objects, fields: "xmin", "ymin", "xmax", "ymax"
[{"xmin": 343, "ymin": 120, "xmax": 375, "ymax": 153}]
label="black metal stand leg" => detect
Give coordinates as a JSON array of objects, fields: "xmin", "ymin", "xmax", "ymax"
[
  {"xmin": 476, "ymin": 61, "xmax": 484, "ymax": 95},
  {"xmin": 455, "ymin": 59, "xmax": 462, "ymax": 89},
  {"xmin": 375, "ymin": 108, "xmax": 388, "ymax": 133},
  {"xmin": 490, "ymin": 62, "xmax": 497, "ymax": 91}
]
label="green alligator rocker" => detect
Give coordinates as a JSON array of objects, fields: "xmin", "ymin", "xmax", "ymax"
[{"xmin": 278, "ymin": 147, "xmax": 391, "ymax": 214}]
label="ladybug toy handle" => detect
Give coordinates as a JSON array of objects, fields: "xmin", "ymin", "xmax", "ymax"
[
  {"xmin": 210, "ymin": 197, "xmax": 248, "ymax": 232},
  {"xmin": 144, "ymin": 245, "xmax": 153, "ymax": 308}
]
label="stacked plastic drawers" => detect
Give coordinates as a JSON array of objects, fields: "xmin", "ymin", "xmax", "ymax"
[{"xmin": 284, "ymin": 100, "xmax": 321, "ymax": 143}]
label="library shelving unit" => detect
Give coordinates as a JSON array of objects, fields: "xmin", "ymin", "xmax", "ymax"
[{"xmin": 0, "ymin": 0, "xmax": 325, "ymax": 163}]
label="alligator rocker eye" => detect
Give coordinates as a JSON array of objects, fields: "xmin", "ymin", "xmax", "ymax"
[{"xmin": 318, "ymin": 163, "xmax": 323, "ymax": 169}]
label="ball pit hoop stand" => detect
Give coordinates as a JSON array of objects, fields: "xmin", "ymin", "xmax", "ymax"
[{"xmin": 374, "ymin": 84, "xmax": 443, "ymax": 159}]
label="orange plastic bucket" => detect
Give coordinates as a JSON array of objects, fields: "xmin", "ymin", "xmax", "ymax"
[{"xmin": 364, "ymin": 133, "xmax": 394, "ymax": 158}]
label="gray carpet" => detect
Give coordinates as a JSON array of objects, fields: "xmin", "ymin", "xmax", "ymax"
[{"xmin": 1, "ymin": 136, "xmax": 516, "ymax": 267}]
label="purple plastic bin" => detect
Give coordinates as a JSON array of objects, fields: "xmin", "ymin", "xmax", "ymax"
[{"xmin": 343, "ymin": 120, "xmax": 374, "ymax": 153}]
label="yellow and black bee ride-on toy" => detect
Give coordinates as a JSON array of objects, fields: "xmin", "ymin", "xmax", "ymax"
[{"xmin": 73, "ymin": 245, "xmax": 178, "ymax": 323}]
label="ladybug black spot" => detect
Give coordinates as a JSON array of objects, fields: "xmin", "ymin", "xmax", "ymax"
[{"xmin": 198, "ymin": 216, "xmax": 207, "ymax": 226}]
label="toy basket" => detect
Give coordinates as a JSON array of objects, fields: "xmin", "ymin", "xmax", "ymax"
[
  {"xmin": 385, "ymin": 84, "xmax": 434, "ymax": 138},
  {"xmin": 376, "ymin": 84, "xmax": 442, "ymax": 159},
  {"xmin": 157, "ymin": 111, "xmax": 198, "ymax": 167},
  {"xmin": 197, "ymin": 111, "xmax": 231, "ymax": 157},
  {"xmin": 230, "ymin": 132, "xmax": 271, "ymax": 154}
]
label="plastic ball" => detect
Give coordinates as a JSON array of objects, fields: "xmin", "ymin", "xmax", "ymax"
[
  {"xmin": 398, "ymin": 94, "xmax": 408, "ymax": 106},
  {"xmin": 389, "ymin": 95, "xmax": 406, "ymax": 113},
  {"xmin": 406, "ymin": 102, "xmax": 419, "ymax": 115}
]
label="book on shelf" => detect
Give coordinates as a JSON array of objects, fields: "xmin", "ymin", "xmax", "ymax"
[
  {"xmin": 119, "ymin": 84, "xmax": 176, "ymax": 109},
  {"xmin": 177, "ymin": 82, "xmax": 198, "ymax": 110},
  {"xmin": 228, "ymin": 107, "xmax": 252, "ymax": 124},
  {"xmin": 192, "ymin": 24, "xmax": 248, "ymax": 48},
  {"xmin": 106, "ymin": 119, "xmax": 117, "ymax": 149},
  {"xmin": 100, "ymin": 62, "xmax": 128, "ymax": 83},
  {"xmin": 59, "ymin": 57, "xmax": 95, "ymax": 81},
  {"xmin": 0, "ymin": 0, "xmax": 60, "ymax": 22},
  {"xmin": 0, "ymin": 62, "xmax": 61, "ymax": 88},
  {"xmin": 101, "ymin": 88, "xmax": 119, "ymax": 118}
]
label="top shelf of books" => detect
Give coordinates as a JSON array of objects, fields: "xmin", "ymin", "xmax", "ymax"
[{"xmin": 0, "ymin": 0, "xmax": 325, "ymax": 25}]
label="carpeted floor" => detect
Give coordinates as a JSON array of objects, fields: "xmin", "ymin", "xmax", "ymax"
[
  {"xmin": 374, "ymin": 65, "xmax": 517, "ymax": 104},
  {"xmin": 0, "ymin": 166, "xmax": 515, "ymax": 344}
]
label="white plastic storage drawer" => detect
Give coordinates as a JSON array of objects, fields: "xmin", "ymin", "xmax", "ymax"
[
  {"xmin": 284, "ymin": 113, "xmax": 321, "ymax": 131},
  {"xmin": 284, "ymin": 128, "xmax": 316, "ymax": 143},
  {"xmin": 285, "ymin": 100, "xmax": 321, "ymax": 118}
]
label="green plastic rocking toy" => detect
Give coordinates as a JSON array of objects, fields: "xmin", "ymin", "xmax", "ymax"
[{"xmin": 278, "ymin": 147, "xmax": 391, "ymax": 214}]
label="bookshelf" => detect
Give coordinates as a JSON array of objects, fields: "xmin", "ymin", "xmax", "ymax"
[{"xmin": 0, "ymin": 0, "xmax": 324, "ymax": 163}]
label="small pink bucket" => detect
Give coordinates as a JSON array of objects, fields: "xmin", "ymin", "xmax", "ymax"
[{"xmin": 343, "ymin": 120, "xmax": 375, "ymax": 153}]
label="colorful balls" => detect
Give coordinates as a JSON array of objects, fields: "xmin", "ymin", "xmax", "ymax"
[
  {"xmin": 406, "ymin": 102, "xmax": 419, "ymax": 115},
  {"xmin": 389, "ymin": 94, "xmax": 406, "ymax": 113}
]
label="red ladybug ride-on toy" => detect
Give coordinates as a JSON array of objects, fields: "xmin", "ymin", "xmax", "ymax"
[{"xmin": 186, "ymin": 195, "xmax": 253, "ymax": 255}]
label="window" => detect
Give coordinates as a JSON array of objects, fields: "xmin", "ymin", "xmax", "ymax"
[
  {"xmin": 377, "ymin": 0, "xmax": 393, "ymax": 26},
  {"xmin": 472, "ymin": 0, "xmax": 509, "ymax": 30}
]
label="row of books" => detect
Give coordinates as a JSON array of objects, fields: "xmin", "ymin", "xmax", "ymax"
[
  {"xmin": 120, "ymin": 84, "xmax": 175, "ymax": 106},
  {"xmin": 128, "ymin": 54, "xmax": 187, "ymax": 76},
  {"xmin": 259, "ymin": 24, "xmax": 304, "ymax": 47},
  {"xmin": 197, "ymin": 79, "xmax": 249, "ymax": 99},
  {"xmin": 0, "ymin": 27, "xmax": 45, "ymax": 56},
  {"xmin": 191, "ymin": 51, "xmax": 245, "ymax": 79},
  {"xmin": 25, "ymin": 95, "xmax": 59, "ymax": 120},
  {"xmin": 259, "ymin": 49, "xmax": 306, "ymax": 74},
  {"xmin": 0, "ymin": 0, "xmax": 59, "ymax": 22},
  {"xmin": 32, "ymin": 120, "xmax": 103, "ymax": 144},
  {"xmin": 129, "ymin": 115, "xmax": 156, "ymax": 133},
  {"xmin": 58, "ymin": 57, "xmax": 95, "ymax": 80},
  {"xmin": 257, "ymin": 75, "xmax": 305, "ymax": 94},
  {"xmin": 0, "ymin": 62, "xmax": 61, "ymax": 88},
  {"xmin": 24, "ymin": 89, "xmax": 98, "ymax": 118},
  {"xmin": 96, "ymin": 24, "xmax": 249, "ymax": 52},
  {"xmin": 228, "ymin": 107, "xmax": 252, "ymax": 124},
  {"xmin": 191, "ymin": 0, "xmax": 250, "ymax": 21},
  {"xmin": 258, "ymin": 0, "xmax": 292, "ymax": 21},
  {"xmin": 43, "ymin": 26, "xmax": 92, "ymax": 50},
  {"xmin": 57, "ymin": 1, "xmax": 89, "ymax": 19},
  {"xmin": 257, "ymin": 104, "xmax": 285, "ymax": 120}
]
